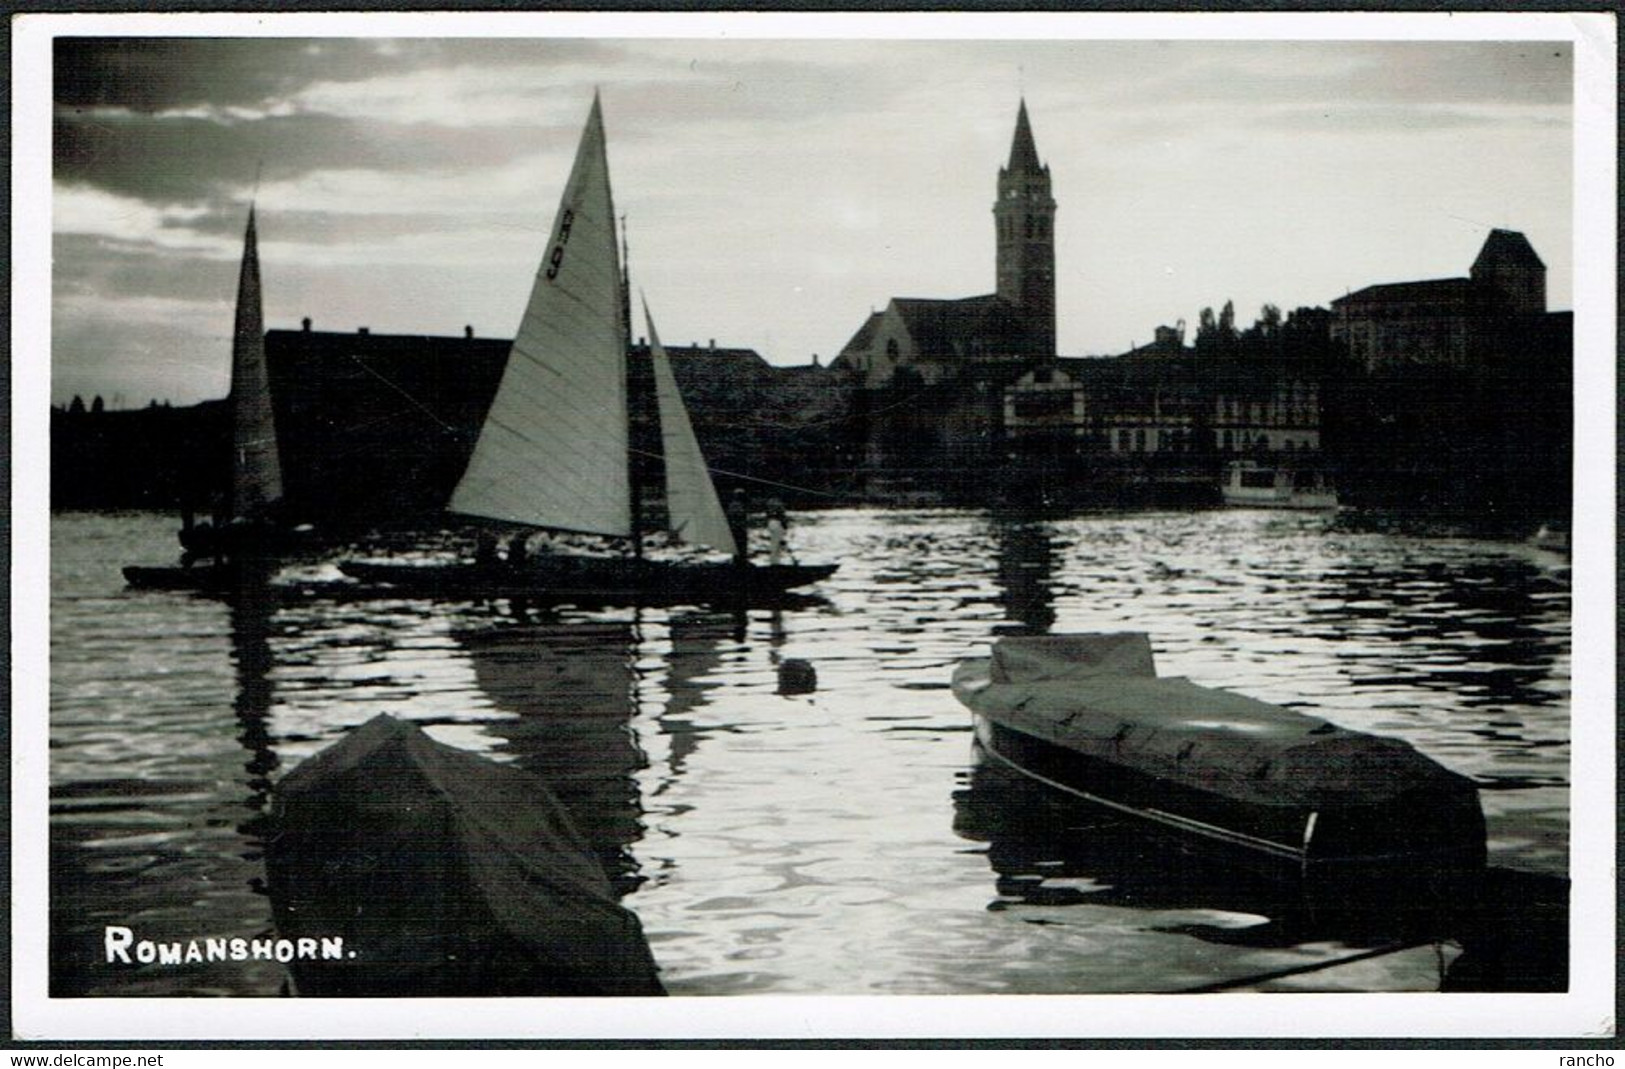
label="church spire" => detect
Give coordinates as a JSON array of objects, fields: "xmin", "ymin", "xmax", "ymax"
[
  {"xmin": 994, "ymin": 97, "xmax": 1057, "ymax": 359},
  {"xmin": 1007, "ymin": 97, "xmax": 1042, "ymax": 173}
]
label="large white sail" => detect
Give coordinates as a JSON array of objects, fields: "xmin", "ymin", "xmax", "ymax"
[
  {"xmin": 449, "ymin": 94, "xmax": 631, "ymax": 536},
  {"xmin": 645, "ymin": 300, "xmax": 738, "ymax": 557},
  {"xmin": 229, "ymin": 206, "xmax": 283, "ymax": 520}
]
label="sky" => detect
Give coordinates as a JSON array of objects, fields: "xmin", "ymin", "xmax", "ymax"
[{"xmin": 45, "ymin": 27, "xmax": 1575, "ymax": 407}]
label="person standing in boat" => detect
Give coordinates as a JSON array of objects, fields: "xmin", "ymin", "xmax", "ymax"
[
  {"xmin": 765, "ymin": 499, "xmax": 790, "ymax": 566},
  {"xmin": 506, "ymin": 533, "xmax": 529, "ymax": 573},
  {"xmin": 725, "ymin": 489, "xmax": 749, "ymax": 568},
  {"xmin": 474, "ymin": 530, "xmax": 500, "ymax": 572}
]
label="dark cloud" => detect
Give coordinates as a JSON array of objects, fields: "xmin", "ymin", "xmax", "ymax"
[
  {"xmin": 54, "ymin": 232, "xmax": 235, "ymax": 306},
  {"xmin": 162, "ymin": 205, "xmax": 526, "ymax": 246},
  {"xmin": 54, "ymin": 107, "xmax": 570, "ymax": 204},
  {"xmin": 55, "ymin": 39, "xmax": 391, "ymax": 112},
  {"xmin": 52, "ymin": 37, "xmax": 628, "ymax": 113}
]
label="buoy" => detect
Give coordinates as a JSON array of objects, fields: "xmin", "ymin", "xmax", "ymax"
[{"xmin": 777, "ymin": 659, "xmax": 816, "ymax": 696}]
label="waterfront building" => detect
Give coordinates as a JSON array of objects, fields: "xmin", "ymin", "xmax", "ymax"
[
  {"xmin": 261, "ymin": 324, "xmax": 839, "ymax": 523},
  {"xmin": 1329, "ymin": 229, "xmax": 1549, "ymax": 372},
  {"xmin": 1000, "ymin": 326, "xmax": 1323, "ymax": 463}
]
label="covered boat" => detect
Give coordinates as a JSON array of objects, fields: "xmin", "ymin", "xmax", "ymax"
[
  {"xmin": 265, "ymin": 714, "xmax": 664, "ymax": 997},
  {"xmin": 951, "ymin": 633, "xmax": 1485, "ymax": 885}
]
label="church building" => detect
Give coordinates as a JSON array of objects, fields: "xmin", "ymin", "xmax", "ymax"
[{"xmin": 833, "ymin": 100, "xmax": 1058, "ymax": 389}]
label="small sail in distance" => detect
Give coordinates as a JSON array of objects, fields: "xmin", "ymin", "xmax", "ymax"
[
  {"xmin": 644, "ymin": 298, "xmax": 738, "ymax": 557},
  {"xmin": 230, "ymin": 206, "xmax": 283, "ymax": 521}
]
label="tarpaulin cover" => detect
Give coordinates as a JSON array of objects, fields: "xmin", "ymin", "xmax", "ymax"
[
  {"xmin": 957, "ymin": 634, "xmax": 1474, "ymax": 809},
  {"xmin": 267, "ymin": 714, "xmax": 664, "ymax": 996}
]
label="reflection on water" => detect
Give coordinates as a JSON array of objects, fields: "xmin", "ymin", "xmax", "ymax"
[
  {"xmin": 46, "ymin": 508, "xmax": 1572, "ymax": 996},
  {"xmin": 461, "ymin": 620, "xmax": 647, "ymax": 896},
  {"xmin": 232, "ymin": 584, "xmax": 280, "ymax": 843},
  {"xmin": 952, "ymin": 750, "xmax": 1564, "ymax": 993}
]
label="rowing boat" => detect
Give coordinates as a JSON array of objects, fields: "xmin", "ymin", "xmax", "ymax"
[{"xmin": 951, "ymin": 633, "xmax": 1486, "ymax": 887}]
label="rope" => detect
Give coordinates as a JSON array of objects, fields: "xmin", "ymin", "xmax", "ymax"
[
  {"xmin": 1174, "ymin": 938, "xmax": 1440, "ymax": 994},
  {"xmin": 344, "ymin": 351, "xmax": 856, "ymax": 502},
  {"xmin": 624, "ymin": 444, "xmax": 850, "ymax": 500},
  {"xmin": 347, "ymin": 355, "xmax": 463, "ymax": 436}
]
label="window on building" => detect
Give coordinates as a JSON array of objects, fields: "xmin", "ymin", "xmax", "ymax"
[
  {"xmin": 1134, "ymin": 428, "xmax": 1146, "ymax": 451},
  {"xmin": 1012, "ymin": 391, "xmax": 1074, "ymax": 421}
]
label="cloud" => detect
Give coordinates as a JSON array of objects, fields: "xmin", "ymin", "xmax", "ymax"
[
  {"xmin": 51, "ymin": 37, "xmax": 629, "ymax": 113},
  {"xmin": 1097, "ymin": 41, "xmax": 1572, "ymax": 112},
  {"xmin": 54, "ymin": 231, "xmax": 237, "ymax": 304},
  {"xmin": 42, "ymin": 35, "xmax": 1574, "ymax": 401},
  {"xmin": 54, "ymin": 106, "xmax": 565, "ymax": 204}
]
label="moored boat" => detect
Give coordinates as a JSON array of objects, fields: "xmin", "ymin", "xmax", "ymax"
[
  {"xmin": 1221, "ymin": 460, "xmax": 1338, "ymax": 509},
  {"xmin": 338, "ymin": 556, "xmax": 835, "ymax": 605},
  {"xmin": 265, "ymin": 714, "xmax": 664, "ymax": 997},
  {"xmin": 951, "ymin": 633, "xmax": 1486, "ymax": 887},
  {"xmin": 122, "ymin": 561, "xmax": 266, "ymax": 592},
  {"xmin": 1528, "ymin": 523, "xmax": 1570, "ymax": 554}
]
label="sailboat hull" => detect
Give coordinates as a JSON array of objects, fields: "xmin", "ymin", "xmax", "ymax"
[
  {"xmin": 337, "ymin": 557, "xmax": 835, "ymax": 606},
  {"xmin": 122, "ymin": 560, "xmax": 281, "ymax": 592}
]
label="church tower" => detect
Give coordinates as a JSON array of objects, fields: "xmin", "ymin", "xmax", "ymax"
[{"xmin": 994, "ymin": 99, "xmax": 1057, "ymax": 358}]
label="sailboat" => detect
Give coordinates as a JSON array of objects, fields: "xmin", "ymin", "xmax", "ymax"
[
  {"xmin": 338, "ymin": 95, "xmax": 836, "ymax": 605},
  {"xmin": 123, "ymin": 207, "xmax": 296, "ymax": 590}
]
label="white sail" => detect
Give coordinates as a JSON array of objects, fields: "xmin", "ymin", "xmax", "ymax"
[
  {"xmin": 229, "ymin": 206, "xmax": 283, "ymax": 520},
  {"xmin": 449, "ymin": 94, "xmax": 631, "ymax": 537},
  {"xmin": 644, "ymin": 301, "xmax": 738, "ymax": 557}
]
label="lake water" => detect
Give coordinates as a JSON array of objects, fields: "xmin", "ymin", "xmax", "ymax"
[{"xmin": 46, "ymin": 507, "xmax": 1572, "ymax": 997}]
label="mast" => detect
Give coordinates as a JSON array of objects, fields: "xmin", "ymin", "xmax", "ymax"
[{"xmin": 622, "ymin": 213, "xmax": 643, "ymax": 561}]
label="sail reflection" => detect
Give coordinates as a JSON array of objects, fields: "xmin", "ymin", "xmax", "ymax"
[
  {"xmin": 457, "ymin": 620, "xmax": 649, "ymax": 896},
  {"xmin": 658, "ymin": 612, "xmax": 737, "ymax": 781},
  {"xmin": 228, "ymin": 583, "xmax": 280, "ymax": 839}
]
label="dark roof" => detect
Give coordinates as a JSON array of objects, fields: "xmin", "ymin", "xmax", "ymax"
[
  {"xmin": 1007, "ymin": 99, "xmax": 1042, "ymax": 172},
  {"xmin": 838, "ymin": 311, "xmax": 883, "ymax": 356},
  {"xmin": 650, "ymin": 342, "xmax": 772, "ymax": 376},
  {"xmin": 1331, "ymin": 277, "xmax": 1484, "ymax": 307},
  {"xmin": 1473, "ymin": 228, "xmax": 1545, "ymax": 272},
  {"xmin": 892, "ymin": 294, "xmax": 1022, "ymax": 357},
  {"xmin": 266, "ymin": 327, "xmax": 511, "ymax": 361}
]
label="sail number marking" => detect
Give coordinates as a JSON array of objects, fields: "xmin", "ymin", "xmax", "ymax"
[{"xmin": 545, "ymin": 209, "xmax": 575, "ymax": 280}]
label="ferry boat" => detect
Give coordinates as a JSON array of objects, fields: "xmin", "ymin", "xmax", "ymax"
[
  {"xmin": 950, "ymin": 633, "xmax": 1486, "ymax": 889},
  {"xmin": 1220, "ymin": 460, "xmax": 1338, "ymax": 509}
]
